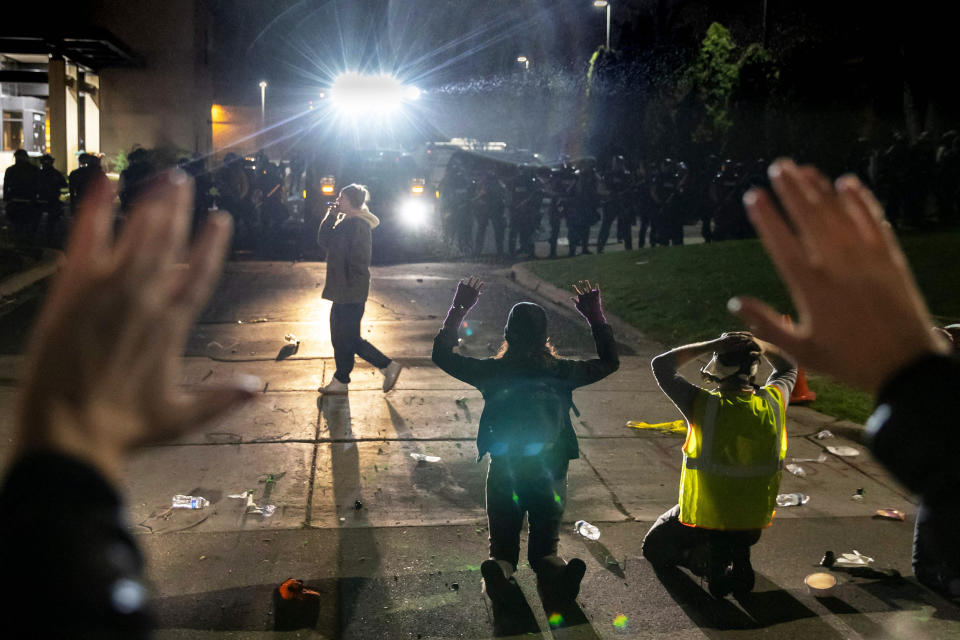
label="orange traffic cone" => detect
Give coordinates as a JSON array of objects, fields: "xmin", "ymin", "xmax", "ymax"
[
  {"xmin": 790, "ymin": 366, "xmax": 817, "ymax": 404},
  {"xmin": 780, "ymin": 315, "xmax": 816, "ymax": 404}
]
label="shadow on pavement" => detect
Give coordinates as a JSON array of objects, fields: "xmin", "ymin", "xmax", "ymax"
[
  {"xmin": 652, "ymin": 565, "xmax": 847, "ymax": 637},
  {"xmin": 536, "ymin": 583, "xmax": 601, "ymax": 640},
  {"xmin": 489, "ymin": 588, "xmax": 541, "ymax": 637}
]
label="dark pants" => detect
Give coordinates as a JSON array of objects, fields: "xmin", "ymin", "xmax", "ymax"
[
  {"xmin": 486, "ymin": 452, "xmax": 569, "ymax": 576},
  {"xmin": 642, "ymin": 505, "xmax": 760, "ymax": 575},
  {"xmin": 330, "ymin": 302, "xmax": 391, "ymax": 384},
  {"xmin": 913, "ymin": 502, "xmax": 960, "ymax": 595},
  {"xmin": 597, "ymin": 200, "xmax": 632, "ymax": 251},
  {"xmin": 475, "ymin": 212, "xmax": 506, "ymax": 256}
]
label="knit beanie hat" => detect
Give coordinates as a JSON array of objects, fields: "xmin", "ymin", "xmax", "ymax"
[{"xmin": 503, "ymin": 302, "xmax": 548, "ymax": 347}]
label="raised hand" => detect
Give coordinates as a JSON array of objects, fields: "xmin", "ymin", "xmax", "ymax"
[
  {"xmin": 452, "ymin": 275, "xmax": 484, "ymax": 311},
  {"xmin": 571, "ymin": 279, "xmax": 606, "ymax": 325},
  {"xmin": 729, "ymin": 159, "xmax": 946, "ymax": 393},
  {"xmin": 15, "ymin": 170, "xmax": 254, "ymax": 479}
]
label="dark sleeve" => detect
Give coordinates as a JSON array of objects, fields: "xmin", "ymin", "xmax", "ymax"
[
  {"xmin": 315, "ymin": 209, "xmax": 336, "ymax": 249},
  {"xmin": 867, "ymin": 354, "xmax": 960, "ymax": 503},
  {"xmin": 347, "ymin": 221, "xmax": 372, "ymax": 278},
  {"xmin": 431, "ymin": 328, "xmax": 491, "ymax": 387},
  {"xmin": 557, "ymin": 323, "xmax": 620, "ymax": 388},
  {"xmin": 0, "ymin": 452, "xmax": 152, "ymax": 637},
  {"xmin": 651, "ymin": 352, "xmax": 701, "ymax": 420}
]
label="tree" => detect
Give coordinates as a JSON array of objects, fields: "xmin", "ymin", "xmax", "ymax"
[{"xmin": 690, "ymin": 22, "xmax": 738, "ymax": 146}]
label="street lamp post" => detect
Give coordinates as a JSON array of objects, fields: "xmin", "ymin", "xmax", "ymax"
[
  {"xmin": 593, "ymin": 0, "xmax": 611, "ymax": 49},
  {"xmin": 259, "ymin": 80, "xmax": 268, "ymax": 124},
  {"xmin": 516, "ymin": 55, "xmax": 530, "ymax": 71}
]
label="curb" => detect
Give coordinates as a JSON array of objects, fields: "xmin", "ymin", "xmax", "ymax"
[
  {"xmin": 0, "ymin": 249, "xmax": 61, "ymax": 299},
  {"xmin": 509, "ymin": 261, "xmax": 652, "ymax": 354},
  {"xmin": 508, "ymin": 261, "xmax": 863, "ymax": 431}
]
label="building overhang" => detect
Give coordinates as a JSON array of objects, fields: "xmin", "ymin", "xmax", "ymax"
[{"xmin": 0, "ymin": 28, "xmax": 140, "ymax": 71}]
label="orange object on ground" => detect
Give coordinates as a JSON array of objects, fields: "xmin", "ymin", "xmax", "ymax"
[
  {"xmin": 278, "ymin": 578, "xmax": 321, "ymax": 600},
  {"xmin": 780, "ymin": 315, "xmax": 816, "ymax": 404},
  {"xmin": 790, "ymin": 366, "xmax": 817, "ymax": 404}
]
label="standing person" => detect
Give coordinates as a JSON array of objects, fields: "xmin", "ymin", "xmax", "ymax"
[
  {"xmin": 3, "ymin": 149, "xmax": 39, "ymax": 242},
  {"xmin": 432, "ymin": 278, "xmax": 619, "ymax": 606},
  {"xmin": 119, "ymin": 148, "xmax": 155, "ymax": 214},
  {"xmin": 597, "ymin": 156, "xmax": 634, "ymax": 253},
  {"xmin": 567, "ymin": 164, "xmax": 600, "ymax": 256},
  {"xmin": 912, "ymin": 326, "xmax": 960, "ymax": 596},
  {"xmin": 473, "ymin": 172, "xmax": 507, "ymax": 257},
  {"xmin": 508, "ymin": 167, "xmax": 544, "ymax": 259},
  {"xmin": 316, "ymin": 184, "xmax": 402, "ymax": 394},
  {"xmin": 546, "ymin": 163, "xmax": 576, "ymax": 258},
  {"xmin": 642, "ymin": 332, "xmax": 796, "ymax": 598},
  {"xmin": 69, "ymin": 154, "xmax": 105, "ymax": 213},
  {"xmin": 36, "ymin": 154, "xmax": 67, "ymax": 246}
]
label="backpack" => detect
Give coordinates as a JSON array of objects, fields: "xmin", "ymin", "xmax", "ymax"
[{"xmin": 482, "ymin": 379, "xmax": 572, "ymax": 457}]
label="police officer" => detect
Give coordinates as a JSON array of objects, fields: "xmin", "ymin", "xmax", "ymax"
[
  {"xmin": 876, "ymin": 131, "xmax": 909, "ymax": 228},
  {"xmin": 3, "ymin": 149, "xmax": 39, "ymax": 243},
  {"xmin": 507, "ymin": 167, "xmax": 543, "ymax": 259},
  {"xmin": 472, "ymin": 171, "xmax": 507, "ymax": 257},
  {"xmin": 567, "ymin": 162, "xmax": 600, "ymax": 256},
  {"xmin": 439, "ymin": 163, "xmax": 474, "ymax": 254},
  {"xmin": 651, "ymin": 158, "xmax": 681, "ymax": 246},
  {"xmin": 119, "ymin": 148, "xmax": 155, "ymax": 214},
  {"xmin": 36, "ymin": 154, "xmax": 67, "ymax": 246},
  {"xmin": 710, "ymin": 159, "xmax": 744, "ymax": 242},
  {"xmin": 546, "ymin": 160, "xmax": 576, "ymax": 258},
  {"xmin": 597, "ymin": 156, "xmax": 634, "ymax": 253},
  {"xmin": 69, "ymin": 154, "xmax": 105, "ymax": 213}
]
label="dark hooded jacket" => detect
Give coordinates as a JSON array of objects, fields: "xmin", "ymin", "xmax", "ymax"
[{"xmin": 432, "ymin": 323, "xmax": 618, "ymax": 461}]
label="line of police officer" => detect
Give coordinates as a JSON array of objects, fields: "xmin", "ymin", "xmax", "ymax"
[
  {"xmin": 437, "ymin": 154, "xmax": 771, "ymax": 259},
  {"xmin": 2, "ymin": 150, "xmax": 102, "ymax": 247}
]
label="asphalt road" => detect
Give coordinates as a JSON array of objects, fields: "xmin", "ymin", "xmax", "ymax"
[{"xmin": 0, "ymin": 260, "xmax": 957, "ymax": 639}]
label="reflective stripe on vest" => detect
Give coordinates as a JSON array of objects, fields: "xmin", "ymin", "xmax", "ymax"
[{"xmin": 683, "ymin": 387, "xmax": 784, "ymax": 477}]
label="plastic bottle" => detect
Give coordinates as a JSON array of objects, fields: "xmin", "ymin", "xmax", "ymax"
[
  {"xmin": 775, "ymin": 492, "xmax": 809, "ymax": 507},
  {"xmin": 172, "ymin": 495, "xmax": 209, "ymax": 509},
  {"xmin": 574, "ymin": 520, "xmax": 600, "ymax": 540}
]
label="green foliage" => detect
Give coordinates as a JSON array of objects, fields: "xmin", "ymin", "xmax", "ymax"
[
  {"xmin": 526, "ymin": 230, "xmax": 960, "ymax": 422},
  {"xmin": 690, "ymin": 22, "xmax": 739, "ymax": 143},
  {"xmin": 111, "ymin": 151, "xmax": 128, "ymax": 174}
]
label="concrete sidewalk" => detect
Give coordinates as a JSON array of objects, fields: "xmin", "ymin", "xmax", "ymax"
[{"xmin": 0, "ymin": 257, "xmax": 956, "ymax": 638}]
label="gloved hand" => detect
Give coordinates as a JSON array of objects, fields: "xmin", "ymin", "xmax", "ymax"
[
  {"xmin": 571, "ymin": 280, "xmax": 606, "ymax": 326},
  {"xmin": 452, "ymin": 276, "xmax": 483, "ymax": 311},
  {"xmin": 443, "ymin": 276, "xmax": 483, "ymax": 331}
]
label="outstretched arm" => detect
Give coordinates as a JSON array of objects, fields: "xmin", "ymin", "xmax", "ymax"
[
  {"xmin": 432, "ymin": 276, "xmax": 489, "ymax": 387},
  {"xmin": 1, "ymin": 169, "xmax": 252, "ymax": 635},
  {"xmin": 564, "ymin": 280, "xmax": 619, "ymax": 386}
]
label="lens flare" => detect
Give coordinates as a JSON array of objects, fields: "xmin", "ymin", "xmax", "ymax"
[
  {"xmin": 613, "ymin": 614, "xmax": 628, "ymax": 629},
  {"xmin": 548, "ymin": 613, "xmax": 564, "ymax": 627}
]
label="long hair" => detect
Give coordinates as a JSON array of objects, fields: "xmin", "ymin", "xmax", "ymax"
[{"xmin": 493, "ymin": 337, "xmax": 561, "ymax": 361}]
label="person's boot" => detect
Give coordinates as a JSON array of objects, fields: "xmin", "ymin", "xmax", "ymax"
[
  {"xmin": 481, "ymin": 559, "xmax": 518, "ymax": 606},
  {"xmin": 380, "ymin": 361, "xmax": 403, "ymax": 392},
  {"xmin": 318, "ymin": 378, "xmax": 348, "ymax": 394},
  {"xmin": 706, "ymin": 543, "xmax": 733, "ymax": 599},
  {"xmin": 730, "ymin": 546, "xmax": 756, "ymax": 596},
  {"xmin": 557, "ymin": 558, "xmax": 587, "ymax": 602}
]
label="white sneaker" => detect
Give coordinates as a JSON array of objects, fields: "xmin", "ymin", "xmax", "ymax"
[
  {"xmin": 318, "ymin": 378, "xmax": 348, "ymax": 394},
  {"xmin": 380, "ymin": 361, "xmax": 403, "ymax": 392}
]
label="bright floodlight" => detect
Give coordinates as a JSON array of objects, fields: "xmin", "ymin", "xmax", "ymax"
[
  {"xmin": 331, "ymin": 73, "xmax": 421, "ymax": 115},
  {"xmin": 399, "ymin": 198, "xmax": 430, "ymax": 227}
]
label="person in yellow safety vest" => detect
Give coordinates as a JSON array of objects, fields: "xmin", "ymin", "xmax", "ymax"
[{"xmin": 642, "ymin": 331, "xmax": 797, "ymax": 598}]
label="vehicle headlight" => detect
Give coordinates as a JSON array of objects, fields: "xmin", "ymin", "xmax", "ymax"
[{"xmin": 399, "ymin": 198, "xmax": 430, "ymax": 227}]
